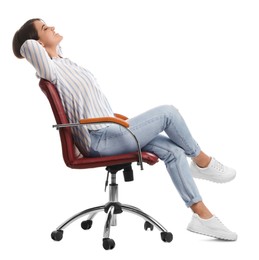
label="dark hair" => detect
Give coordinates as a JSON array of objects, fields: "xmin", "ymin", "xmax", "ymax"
[{"xmin": 12, "ymin": 18, "xmax": 42, "ymax": 59}]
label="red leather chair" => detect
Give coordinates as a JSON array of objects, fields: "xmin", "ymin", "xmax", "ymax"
[{"xmin": 39, "ymin": 78, "xmax": 173, "ymax": 250}]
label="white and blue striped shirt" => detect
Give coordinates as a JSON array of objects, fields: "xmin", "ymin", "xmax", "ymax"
[{"xmin": 20, "ymin": 40, "xmax": 114, "ymax": 155}]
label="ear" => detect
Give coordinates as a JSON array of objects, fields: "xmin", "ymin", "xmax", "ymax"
[{"xmin": 37, "ymin": 40, "xmax": 45, "ymax": 47}]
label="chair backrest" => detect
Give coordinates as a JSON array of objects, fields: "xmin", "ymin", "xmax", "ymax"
[{"xmin": 39, "ymin": 79, "xmax": 77, "ymax": 166}]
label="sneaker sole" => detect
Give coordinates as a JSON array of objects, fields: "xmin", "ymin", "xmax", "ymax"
[
  {"xmin": 192, "ymin": 172, "xmax": 236, "ymax": 183},
  {"xmin": 187, "ymin": 226, "xmax": 237, "ymax": 241}
]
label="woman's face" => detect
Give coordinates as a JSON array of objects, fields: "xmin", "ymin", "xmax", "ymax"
[{"xmin": 34, "ymin": 20, "xmax": 63, "ymax": 48}]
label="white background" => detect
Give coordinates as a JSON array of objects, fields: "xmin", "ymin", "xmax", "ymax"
[{"xmin": 1, "ymin": 0, "xmax": 259, "ymax": 259}]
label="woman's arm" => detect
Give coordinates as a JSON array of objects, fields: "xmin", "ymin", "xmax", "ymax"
[{"xmin": 20, "ymin": 40, "xmax": 57, "ymax": 82}]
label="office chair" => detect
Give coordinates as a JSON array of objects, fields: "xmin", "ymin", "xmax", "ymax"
[{"xmin": 39, "ymin": 78, "xmax": 173, "ymax": 250}]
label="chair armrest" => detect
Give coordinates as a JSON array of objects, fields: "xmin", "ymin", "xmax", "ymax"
[
  {"xmin": 80, "ymin": 116, "xmax": 129, "ymax": 128},
  {"xmin": 114, "ymin": 113, "xmax": 128, "ymax": 120}
]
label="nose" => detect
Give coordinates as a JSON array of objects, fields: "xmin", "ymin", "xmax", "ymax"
[{"xmin": 50, "ymin": 26, "xmax": 55, "ymax": 31}]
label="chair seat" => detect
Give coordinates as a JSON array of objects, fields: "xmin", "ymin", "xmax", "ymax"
[{"xmin": 66, "ymin": 151, "xmax": 159, "ymax": 169}]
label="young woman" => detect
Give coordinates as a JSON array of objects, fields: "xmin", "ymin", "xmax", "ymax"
[{"xmin": 13, "ymin": 18, "xmax": 237, "ymax": 240}]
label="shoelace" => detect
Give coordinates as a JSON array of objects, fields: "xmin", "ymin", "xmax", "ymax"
[{"xmin": 211, "ymin": 159, "xmax": 224, "ymax": 173}]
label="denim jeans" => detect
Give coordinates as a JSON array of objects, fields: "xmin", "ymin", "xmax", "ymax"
[{"xmin": 89, "ymin": 105, "xmax": 202, "ymax": 207}]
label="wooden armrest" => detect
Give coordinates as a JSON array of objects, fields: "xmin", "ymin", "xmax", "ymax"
[
  {"xmin": 80, "ymin": 117, "xmax": 129, "ymax": 128},
  {"xmin": 114, "ymin": 113, "xmax": 128, "ymax": 120}
]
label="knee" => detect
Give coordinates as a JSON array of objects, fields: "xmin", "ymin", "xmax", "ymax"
[
  {"xmin": 171, "ymin": 146, "xmax": 185, "ymax": 161},
  {"xmin": 155, "ymin": 105, "xmax": 182, "ymax": 130},
  {"xmin": 158, "ymin": 104, "xmax": 179, "ymax": 115},
  {"xmin": 164, "ymin": 146, "xmax": 185, "ymax": 164},
  {"xmin": 143, "ymin": 135, "xmax": 185, "ymax": 163},
  {"xmin": 157, "ymin": 105, "xmax": 181, "ymax": 121}
]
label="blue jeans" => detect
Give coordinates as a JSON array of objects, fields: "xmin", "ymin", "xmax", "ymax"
[{"xmin": 89, "ymin": 105, "xmax": 202, "ymax": 207}]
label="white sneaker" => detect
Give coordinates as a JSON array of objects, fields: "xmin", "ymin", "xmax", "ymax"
[
  {"xmin": 187, "ymin": 213, "xmax": 237, "ymax": 241},
  {"xmin": 190, "ymin": 157, "xmax": 236, "ymax": 183}
]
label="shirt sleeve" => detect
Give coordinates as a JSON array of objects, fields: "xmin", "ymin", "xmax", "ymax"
[{"xmin": 20, "ymin": 40, "xmax": 57, "ymax": 82}]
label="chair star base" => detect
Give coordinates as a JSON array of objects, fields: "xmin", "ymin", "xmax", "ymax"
[{"xmin": 51, "ymin": 169, "xmax": 173, "ymax": 250}]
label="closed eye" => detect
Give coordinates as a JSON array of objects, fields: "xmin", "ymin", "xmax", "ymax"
[{"xmin": 41, "ymin": 25, "xmax": 49, "ymax": 31}]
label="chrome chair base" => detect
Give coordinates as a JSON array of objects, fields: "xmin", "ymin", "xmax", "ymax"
[{"xmin": 51, "ymin": 173, "xmax": 173, "ymax": 250}]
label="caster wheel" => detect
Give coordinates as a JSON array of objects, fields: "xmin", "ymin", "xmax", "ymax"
[
  {"xmin": 103, "ymin": 238, "xmax": 116, "ymax": 250},
  {"xmin": 81, "ymin": 220, "xmax": 93, "ymax": 230},
  {"xmin": 51, "ymin": 230, "xmax": 63, "ymax": 241},
  {"xmin": 144, "ymin": 221, "xmax": 154, "ymax": 231},
  {"xmin": 161, "ymin": 231, "xmax": 173, "ymax": 243}
]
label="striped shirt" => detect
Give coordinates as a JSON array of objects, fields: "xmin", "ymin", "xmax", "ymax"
[{"xmin": 20, "ymin": 40, "xmax": 114, "ymax": 155}]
